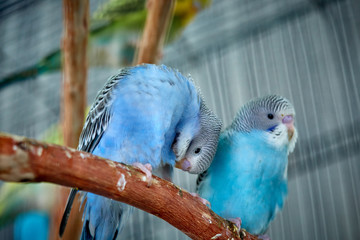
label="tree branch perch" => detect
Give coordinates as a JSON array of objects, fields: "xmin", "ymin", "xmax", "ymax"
[{"xmin": 0, "ymin": 132, "xmax": 258, "ymax": 240}]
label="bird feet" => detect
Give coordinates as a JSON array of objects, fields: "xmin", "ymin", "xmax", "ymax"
[
  {"xmin": 190, "ymin": 193, "xmax": 211, "ymax": 207},
  {"xmin": 132, "ymin": 163, "xmax": 153, "ymax": 187},
  {"xmin": 228, "ymin": 217, "xmax": 242, "ymax": 232}
]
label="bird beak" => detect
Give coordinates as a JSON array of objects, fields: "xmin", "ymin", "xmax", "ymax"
[
  {"xmin": 175, "ymin": 158, "xmax": 191, "ymax": 171},
  {"xmin": 282, "ymin": 115, "xmax": 295, "ymax": 141}
]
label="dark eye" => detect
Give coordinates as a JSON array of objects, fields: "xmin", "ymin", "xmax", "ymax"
[
  {"xmin": 267, "ymin": 113, "xmax": 274, "ymax": 119},
  {"xmin": 194, "ymin": 148, "xmax": 201, "ymax": 154}
]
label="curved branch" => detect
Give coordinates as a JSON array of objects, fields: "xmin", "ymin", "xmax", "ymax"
[{"xmin": 0, "ymin": 132, "xmax": 258, "ymax": 240}]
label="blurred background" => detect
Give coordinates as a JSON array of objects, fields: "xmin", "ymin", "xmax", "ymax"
[{"xmin": 0, "ymin": 0, "xmax": 360, "ymax": 239}]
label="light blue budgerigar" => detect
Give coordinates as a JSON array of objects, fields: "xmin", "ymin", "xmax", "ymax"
[
  {"xmin": 197, "ymin": 95, "xmax": 298, "ymax": 237},
  {"xmin": 59, "ymin": 64, "xmax": 222, "ymax": 240}
]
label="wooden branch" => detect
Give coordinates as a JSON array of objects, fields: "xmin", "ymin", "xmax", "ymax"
[
  {"xmin": 61, "ymin": 0, "xmax": 89, "ymax": 148},
  {"xmin": 135, "ymin": 0, "xmax": 175, "ymax": 64},
  {"xmin": 0, "ymin": 133, "xmax": 258, "ymax": 240}
]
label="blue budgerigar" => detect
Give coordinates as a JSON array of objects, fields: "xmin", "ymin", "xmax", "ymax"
[
  {"xmin": 59, "ymin": 64, "xmax": 222, "ymax": 239},
  {"xmin": 197, "ymin": 95, "xmax": 298, "ymax": 236}
]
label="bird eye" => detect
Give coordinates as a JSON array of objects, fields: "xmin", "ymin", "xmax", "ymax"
[
  {"xmin": 194, "ymin": 148, "xmax": 201, "ymax": 154},
  {"xmin": 267, "ymin": 113, "xmax": 274, "ymax": 119}
]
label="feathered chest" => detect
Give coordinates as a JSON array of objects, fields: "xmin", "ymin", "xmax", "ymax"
[
  {"xmin": 218, "ymin": 131, "xmax": 288, "ymax": 183},
  {"xmin": 206, "ymin": 131, "xmax": 289, "ymax": 225}
]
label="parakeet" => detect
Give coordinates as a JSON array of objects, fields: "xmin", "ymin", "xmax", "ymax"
[
  {"xmin": 59, "ymin": 64, "xmax": 222, "ymax": 239},
  {"xmin": 197, "ymin": 95, "xmax": 298, "ymax": 236}
]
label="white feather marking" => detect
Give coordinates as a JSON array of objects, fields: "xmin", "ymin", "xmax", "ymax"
[
  {"xmin": 288, "ymin": 127, "xmax": 298, "ymax": 153},
  {"xmin": 266, "ymin": 124, "xmax": 289, "ymax": 150}
]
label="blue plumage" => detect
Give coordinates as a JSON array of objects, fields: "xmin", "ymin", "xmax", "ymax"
[
  {"xmin": 90, "ymin": 64, "xmax": 200, "ymax": 167},
  {"xmin": 59, "ymin": 64, "xmax": 222, "ymax": 239},
  {"xmin": 197, "ymin": 95, "xmax": 297, "ymax": 235}
]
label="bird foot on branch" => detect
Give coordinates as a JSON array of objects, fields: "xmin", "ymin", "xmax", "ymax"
[
  {"xmin": 132, "ymin": 162, "xmax": 153, "ymax": 187},
  {"xmin": 190, "ymin": 193, "xmax": 211, "ymax": 207},
  {"xmin": 228, "ymin": 217, "xmax": 242, "ymax": 232}
]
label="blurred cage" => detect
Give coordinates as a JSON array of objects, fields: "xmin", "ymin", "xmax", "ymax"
[{"xmin": 0, "ymin": 0, "xmax": 360, "ymax": 239}]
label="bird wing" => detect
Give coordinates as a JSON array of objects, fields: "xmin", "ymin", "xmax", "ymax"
[
  {"xmin": 78, "ymin": 70, "xmax": 129, "ymax": 153},
  {"xmin": 59, "ymin": 69, "xmax": 129, "ymax": 237}
]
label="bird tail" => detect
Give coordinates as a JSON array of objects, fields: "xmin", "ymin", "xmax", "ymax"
[
  {"xmin": 80, "ymin": 220, "xmax": 95, "ymax": 240},
  {"xmin": 80, "ymin": 194, "xmax": 132, "ymax": 240},
  {"xmin": 59, "ymin": 188, "xmax": 78, "ymax": 237},
  {"xmin": 80, "ymin": 220, "xmax": 120, "ymax": 240}
]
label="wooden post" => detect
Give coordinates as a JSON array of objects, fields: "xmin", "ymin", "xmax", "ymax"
[
  {"xmin": 135, "ymin": 0, "xmax": 175, "ymax": 64},
  {"xmin": 54, "ymin": 0, "xmax": 89, "ymax": 239},
  {"xmin": 61, "ymin": 0, "xmax": 89, "ymax": 147}
]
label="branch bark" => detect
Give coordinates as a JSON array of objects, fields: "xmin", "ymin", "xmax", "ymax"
[
  {"xmin": 61, "ymin": 0, "xmax": 89, "ymax": 148},
  {"xmin": 0, "ymin": 132, "xmax": 258, "ymax": 240},
  {"xmin": 135, "ymin": 0, "xmax": 175, "ymax": 64}
]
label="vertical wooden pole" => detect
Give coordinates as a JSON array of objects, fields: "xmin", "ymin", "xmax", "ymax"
[
  {"xmin": 62, "ymin": 0, "xmax": 89, "ymax": 148},
  {"xmin": 51, "ymin": 1, "xmax": 89, "ymax": 239},
  {"xmin": 136, "ymin": 0, "xmax": 175, "ymax": 64}
]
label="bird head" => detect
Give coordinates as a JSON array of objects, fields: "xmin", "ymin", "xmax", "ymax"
[
  {"xmin": 175, "ymin": 101, "xmax": 222, "ymax": 174},
  {"xmin": 232, "ymin": 94, "xmax": 298, "ymax": 153}
]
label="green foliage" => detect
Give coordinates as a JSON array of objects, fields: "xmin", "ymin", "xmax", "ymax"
[{"xmin": 41, "ymin": 124, "xmax": 63, "ymax": 145}]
